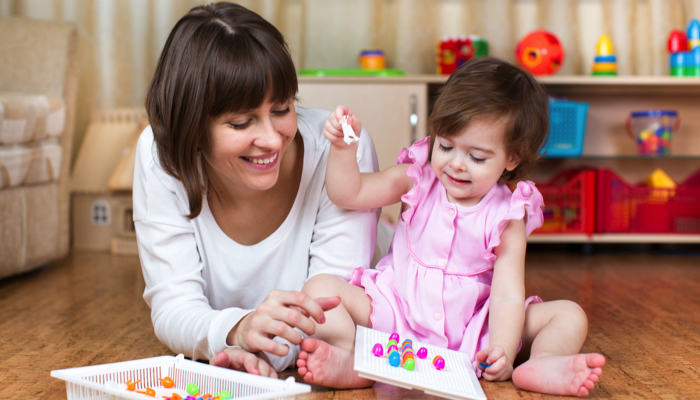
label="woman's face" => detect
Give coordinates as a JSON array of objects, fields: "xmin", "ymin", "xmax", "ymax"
[{"xmin": 203, "ymin": 97, "xmax": 298, "ymax": 193}]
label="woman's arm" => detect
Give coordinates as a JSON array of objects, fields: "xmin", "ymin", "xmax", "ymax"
[
  {"xmin": 478, "ymin": 218, "xmax": 527, "ymax": 381},
  {"xmin": 324, "ymin": 105, "xmax": 413, "ymax": 210},
  {"xmin": 134, "ymin": 127, "xmax": 330, "ymax": 374}
]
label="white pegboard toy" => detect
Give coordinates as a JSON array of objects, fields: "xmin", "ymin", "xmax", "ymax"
[
  {"xmin": 354, "ymin": 326, "xmax": 486, "ymax": 400},
  {"xmin": 51, "ymin": 354, "xmax": 310, "ymax": 400}
]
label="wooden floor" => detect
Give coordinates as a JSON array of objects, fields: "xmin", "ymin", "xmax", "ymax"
[{"xmin": 2, "ymin": 250, "xmax": 700, "ymax": 399}]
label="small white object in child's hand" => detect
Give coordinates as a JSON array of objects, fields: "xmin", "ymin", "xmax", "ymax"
[{"xmin": 341, "ymin": 115, "xmax": 360, "ymax": 145}]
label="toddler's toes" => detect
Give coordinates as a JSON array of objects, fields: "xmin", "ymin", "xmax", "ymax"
[{"xmin": 578, "ymin": 387, "xmax": 589, "ymax": 397}]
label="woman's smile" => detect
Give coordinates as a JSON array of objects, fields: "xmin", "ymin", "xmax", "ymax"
[{"xmin": 241, "ymin": 151, "xmax": 280, "ymax": 170}]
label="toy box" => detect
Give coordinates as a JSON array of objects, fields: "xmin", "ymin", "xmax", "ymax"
[
  {"xmin": 544, "ymin": 99, "xmax": 588, "ymax": 158},
  {"xmin": 522, "ymin": 169, "xmax": 596, "ymax": 236},
  {"xmin": 51, "ymin": 354, "xmax": 310, "ymax": 400},
  {"xmin": 597, "ymin": 168, "xmax": 700, "ymax": 233}
]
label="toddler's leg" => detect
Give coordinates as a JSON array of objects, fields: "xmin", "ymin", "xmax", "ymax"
[
  {"xmin": 511, "ymin": 300, "xmax": 605, "ymax": 397},
  {"xmin": 296, "ymin": 273, "xmax": 374, "ymax": 388}
]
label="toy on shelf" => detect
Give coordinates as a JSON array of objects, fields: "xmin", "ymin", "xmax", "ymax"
[
  {"xmin": 359, "ymin": 49, "xmax": 386, "ymax": 70},
  {"xmin": 591, "ymin": 34, "xmax": 617, "ymax": 76},
  {"xmin": 646, "ymin": 168, "xmax": 676, "ymax": 203},
  {"xmin": 437, "ymin": 35, "xmax": 489, "ymax": 75},
  {"xmin": 514, "ymin": 30, "xmax": 564, "ymax": 75},
  {"xmin": 626, "ymin": 110, "xmax": 679, "ymax": 156},
  {"xmin": 667, "ymin": 19, "xmax": 700, "ymax": 76}
]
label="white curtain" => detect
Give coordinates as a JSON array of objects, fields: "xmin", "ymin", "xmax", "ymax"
[{"xmin": 2, "ymin": 0, "xmax": 700, "ymax": 162}]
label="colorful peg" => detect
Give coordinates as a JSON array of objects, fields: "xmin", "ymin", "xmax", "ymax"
[
  {"xmin": 417, "ymin": 347, "xmax": 428, "ymax": 359},
  {"xmin": 125, "ymin": 379, "xmax": 141, "ymax": 391},
  {"xmin": 186, "ymin": 383, "xmax": 200, "ymax": 396},
  {"xmin": 389, "ymin": 333, "xmax": 400, "ymax": 342},
  {"xmin": 136, "ymin": 387, "xmax": 156, "ymax": 397},
  {"xmin": 160, "ymin": 377, "xmax": 175, "ymax": 388},
  {"xmin": 433, "ymin": 355, "xmax": 445, "ymax": 370},
  {"xmin": 372, "ymin": 343, "xmax": 384, "ymax": 357},
  {"xmin": 388, "ymin": 350, "xmax": 401, "ymax": 367}
]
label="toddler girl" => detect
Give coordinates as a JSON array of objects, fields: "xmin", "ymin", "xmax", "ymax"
[{"xmin": 296, "ymin": 57, "xmax": 605, "ymax": 397}]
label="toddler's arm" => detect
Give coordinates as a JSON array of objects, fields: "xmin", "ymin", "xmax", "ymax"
[
  {"xmin": 477, "ymin": 218, "xmax": 527, "ymax": 381},
  {"xmin": 324, "ymin": 105, "xmax": 413, "ymax": 210}
]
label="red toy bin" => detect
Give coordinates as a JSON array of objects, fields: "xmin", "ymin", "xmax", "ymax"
[
  {"xmin": 529, "ymin": 169, "xmax": 596, "ymax": 236},
  {"xmin": 596, "ymin": 168, "xmax": 700, "ymax": 233}
]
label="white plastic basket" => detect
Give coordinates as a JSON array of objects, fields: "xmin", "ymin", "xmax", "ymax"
[{"xmin": 51, "ymin": 354, "xmax": 310, "ymax": 400}]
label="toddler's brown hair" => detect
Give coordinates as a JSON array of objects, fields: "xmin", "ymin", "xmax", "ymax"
[{"xmin": 428, "ymin": 57, "xmax": 549, "ymax": 181}]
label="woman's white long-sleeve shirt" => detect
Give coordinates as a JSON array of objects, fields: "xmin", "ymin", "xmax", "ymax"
[{"xmin": 133, "ymin": 107, "xmax": 379, "ymax": 370}]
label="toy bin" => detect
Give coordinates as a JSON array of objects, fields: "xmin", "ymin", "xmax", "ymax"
[
  {"xmin": 596, "ymin": 168, "xmax": 700, "ymax": 233},
  {"xmin": 543, "ymin": 99, "xmax": 589, "ymax": 157},
  {"xmin": 526, "ymin": 169, "xmax": 596, "ymax": 236},
  {"xmin": 51, "ymin": 354, "xmax": 311, "ymax": 400}
]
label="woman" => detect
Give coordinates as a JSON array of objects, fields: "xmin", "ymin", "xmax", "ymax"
[{"xmin": 134, "ymin": 2, "xmax": 379, "ymax": 377}]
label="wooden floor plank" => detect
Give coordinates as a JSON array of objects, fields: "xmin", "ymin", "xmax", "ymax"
[{"xmin": 1, "ymin": 251, "xmax": 699, "ymax": 399}]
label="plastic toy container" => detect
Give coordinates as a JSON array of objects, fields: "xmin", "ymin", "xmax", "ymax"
[
  {"xmin": 544, "ymin": 99, "xmax": 588, "ymax": 157},
  {"xmin": 597, "ymin": 168, "xmax": 700, "ymax": 233},
  {"xmin": 625, "ymin": 110, "xmax": 679, "ymax": 156},
  {"xmin": 528, "ymin": 169, "xmax": 596, "ymax": 236},
  {"xmin": 51, "ymin": 354, "xmax": 310, "ymax": 400}
]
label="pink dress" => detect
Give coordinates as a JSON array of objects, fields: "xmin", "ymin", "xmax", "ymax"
[{"xmin": 351, "ymin": 137, "xmax": 544, "ymax": 373}]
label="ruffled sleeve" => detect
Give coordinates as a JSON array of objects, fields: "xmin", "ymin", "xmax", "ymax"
[
  {"xmin": 482, "ymin": 181, "xmax": 544, "ymax": 261},
  {"xmin": 397, "ymin": 137, "xmax": 431, "ymax": 224}
]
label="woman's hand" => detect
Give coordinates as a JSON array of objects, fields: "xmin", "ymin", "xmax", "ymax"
[
  {"xmin": 230, "ymin": 290, "xmax": 341, "ymax": 357},
  {"xmin": 210, "ymin": 348, "xmax": 278, "ymax": 378},
  {"xmin": 322, "ymin": 105, "xmax": 362, "ymax": 148},
  {"xmin": 476, "ymin": 345, "xmax": 514, "ymax": 381}
]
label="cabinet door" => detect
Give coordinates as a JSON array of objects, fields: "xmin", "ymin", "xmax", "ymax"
[{"xmin": 297, "ymin": 82, "xmax": 428, "ymax": 224}]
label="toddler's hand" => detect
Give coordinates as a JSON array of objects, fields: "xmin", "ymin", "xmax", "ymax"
[
  {"xmin": 476, "ymin": 346, "xmax": 513, "ymax": 382},
  {"xmin": 323, "ymin": 105, "xmax": 362, "ymax": 149}
]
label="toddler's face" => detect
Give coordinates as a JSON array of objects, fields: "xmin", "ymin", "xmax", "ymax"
[{"xmin": 431, "ymin": 118, "xmax": 519, "ymax": 207}]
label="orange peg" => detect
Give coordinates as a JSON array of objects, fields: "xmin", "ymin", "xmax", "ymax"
[
  {"xmin": 159, "ymin": 377, "xmax": 175, "ymax": 388},
  {"xmin": 137, "ymin": 387, "xmax": 156, "ymax": 397},
  {"xmin": 171, "ymin": 394, "xmax": 183, "ymax": 400},
  {"xmin": 126, "ymin": 379, "xmax": 142, "ymax": 391}
]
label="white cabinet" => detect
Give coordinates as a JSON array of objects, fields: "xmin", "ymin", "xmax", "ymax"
[{"xmin": 298, "ymin": 77, "xmax": 428, "ymax": 223}]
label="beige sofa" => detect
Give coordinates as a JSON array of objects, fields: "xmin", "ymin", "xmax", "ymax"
[{"xmin": 0, "ymin": 17, "xmax": 78, "ymax": 279}]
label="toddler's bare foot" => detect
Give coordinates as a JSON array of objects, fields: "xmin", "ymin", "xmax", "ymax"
[
  {"xmin": 296, "ymin": 338, "xmax": 374, "ymax": 389},
  {"xmin": 512, "ymin": 353, "xmax": 605, "ymax": 397}
]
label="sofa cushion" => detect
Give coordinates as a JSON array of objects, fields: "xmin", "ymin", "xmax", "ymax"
[
  {"xmin": 0, "ymin": 142, "xmax": 62, "ymax": 188},
  {"xmin": 0, "ymin": 92, "xmax": 65, "ymax": 144}
]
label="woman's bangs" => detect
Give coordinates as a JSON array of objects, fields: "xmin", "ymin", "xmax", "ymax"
[{"xmin": 208, "ymin": 33, "xmax": 296, "ymax": 117}]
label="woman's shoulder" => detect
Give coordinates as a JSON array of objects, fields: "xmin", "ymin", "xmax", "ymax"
[
  {"xmin": 134, "ymin": 124, "xmax": 184, "ymax": 193},
  {"xmin": 296, "ymin": 106, "xmax": 329, "ymax": 147}
]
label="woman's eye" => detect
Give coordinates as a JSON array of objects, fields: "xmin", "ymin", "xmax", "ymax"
[
  {"xmin": 470, "ymin": 154, "xmax": 486, "ymax": 164},
  {"xmin": 229, "ymin": 120, "xmax": 251, "ymax": 130},
  {"xmin": 273, "ymin": 107, "xmax": 291, "ymax": 116},
  {"xmin": 438, "ymin": 143, "xmax": 452, "ymax": 152}
]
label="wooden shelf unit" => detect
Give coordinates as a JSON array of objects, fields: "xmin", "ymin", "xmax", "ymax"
[{"xmin": 297, "ymin": 75, "xmax": 700, "ymax": 241}]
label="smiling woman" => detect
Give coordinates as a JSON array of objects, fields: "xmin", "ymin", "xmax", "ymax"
[{"xmin": 133, "ymin": 2, "xmax": 380, "ymax": 378}]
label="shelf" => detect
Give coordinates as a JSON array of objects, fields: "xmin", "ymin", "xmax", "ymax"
[
  {"xmin": 529, "ymin": 234, "xmax": 700, "ymax": 243},
  {"xmin": 545, "ymin": 155, "xmax": 700, "ymax": 160}
]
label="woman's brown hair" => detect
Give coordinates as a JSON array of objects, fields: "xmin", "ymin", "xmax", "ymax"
[
  {"xmin": 146, "ymin": 2, "xmax": 298, "ymax": 218},
  {"xmin": 427, "ymin": 57, "xmax": 549, "ymax": 181}
]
